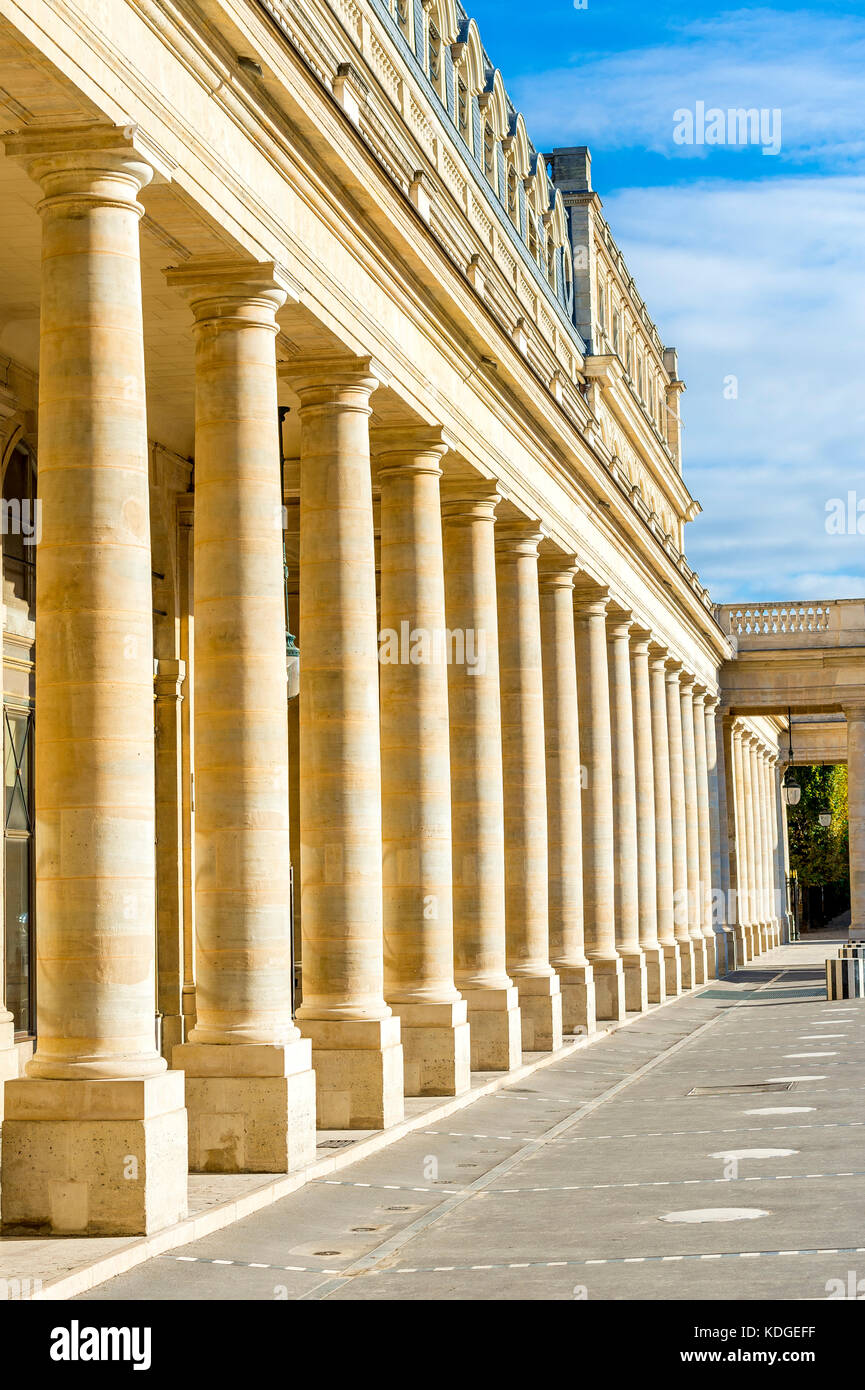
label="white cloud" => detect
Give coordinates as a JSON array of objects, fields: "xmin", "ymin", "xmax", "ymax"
[
  {"xmin": 600, "ymin": 176, "xmax": 865, "ymax": 600},
  {"xmin": 514, "ymin": 8, "xmax": 865, "ymax": 168}
]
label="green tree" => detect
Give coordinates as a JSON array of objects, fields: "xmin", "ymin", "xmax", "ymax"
[{"xmin": 787, "ymin": 764, "xmax": 849, "ymax": 900}]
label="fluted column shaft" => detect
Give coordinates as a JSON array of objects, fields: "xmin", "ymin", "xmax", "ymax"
[
  {"xmin": 666, "ymin": 662, "xmax": 697, "ymax": 987},
  {"xmin": 693, "ymin": 689, "xmax": 718, "ymax": 978},
  {"xmin": 442, "ymin": 481, "xmax": 521, "ymax": 1070},
  {"xmin": 574, "ymin": 585, "xmax": 625, "ymax": 1020},
  {"xmin": 607, "ymin": 612, "xmax": 647, "ymax": 1012},
  {"xmin": 284, "ymin": 356, "xmax": 403, "ymax": 1130},
  {"xmin": 376, "ymin": 432, "xmax": 469, "ymax": 1096},
  {"xmin": 495, "ymin": 521, "xmax": 562, "ymax": 1050},
  {"xmin": 0, "ymin": 127, "xmax": 186, "ymax": 1238},
  {"xmin": 631, "ymin": 631, "xmax": 664, "ymax": 1003},
  {"xmin": 649, "ymin": 646, "xmax": 681, "ymax": 995},
  {"xmin": 539, "ymin": 557, "xmax": 595, "ymax": 1034}
]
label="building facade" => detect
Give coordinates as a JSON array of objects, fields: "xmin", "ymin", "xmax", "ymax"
[{"xmin": 0, "ymin": 0, "xmax": 814, "ymax": 1236}]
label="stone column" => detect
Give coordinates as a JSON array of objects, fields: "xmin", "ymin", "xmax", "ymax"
[
  {"xmin": 538, "ymin": 554, "xmax": 596, "ymax": 1035},
  {"xmin": 573, "ymin": 582, "xmax": 626, "ymax": 1020},
  {"xmin": 757, "ymin": 752, "xmax": 775, "ymax": 948},
  {"xmin": 680, "ymin": 675, "xmax": 708, "ymax": 984},
  {"xmin": 649, "ymin": 644, "xmax": 681, "ymax": 995},
  {"xmin": 666, "ymin": 662, "xmax": 696, "ymax": 987},
  {"xmin": 740, "ymin": 731, "xmax": 760, "ymax": 957},
  {"xmin": 631, "ymin": 629, "xmax": 665, "ymax": 1003},
  {"xmin": 375, "ymin": 428, "xmax": 469, "ymax": 1095},
  {"xmin": 177, "ymin": 500, "xmax": 197, "ymax": 1036},
  {"xmin": 730, "ymin": 725, "xmax": 752, "ymax": 961},
  {"xmin": 0, "ymin": 126, "xmax": 187, "ymax": 1236},
  {"xmin": 154, "ymin": 658, "xmax": 187, "ymax": 1057},
  {"xmin": 707, "ymin": 700, "xmax": 735, "ymax": 974},
  {"xmin": 773, "ymin": 760, "xmax": 793, "ymax": 942},
  {"xmin": 167, "ymin": 263, "xmax": 315, "ymax": 1172},
  {"xmin": 495, "ymin": 520, "xmax": 562, "ymax": 1051},
  {"xmin": 282, "ymin": 355, "xmax": 404, "ymax": 1130},
  {"xmin": 607, "ymin": 608, "xmax": 647, "ymax": 1012},
  {"xmin": 750, "ymin": 738, "xmax": 769, "ymax": 954},
  {"xmin": 441, "ymin": 478, "xmax": 521, "ymax": 1070},
  {"xmin": 692, "ymin": 687, "xmax": 718, "ymax": 979},
  {"xmin": 764, "ymin": 755, "xmax": 782, "ymax": 946}
]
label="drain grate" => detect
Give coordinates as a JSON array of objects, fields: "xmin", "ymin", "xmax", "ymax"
[
  {"xmin": 688, "ymin": 1082, "xmax": 794, "ymax": 1097},
  {"xmin": 316, "ymin": 1139, "xmax": 356, "ymax": 1149}
]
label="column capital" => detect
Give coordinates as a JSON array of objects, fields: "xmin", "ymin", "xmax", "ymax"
[
  {"xmin": 572, "ymin": 576, "xmax": 610, "ymax": 616},
  {"xmin": 537, "ymin": 549, "xmax": 579, "ymax": 590},
  {"xmin": 664, "ymin": 657, "xmax": 684, "ymax": 682},
  {"xmin": 679, "ymin": 671, "xmax": 697, "ymax": 696},
  {"xmin": 3, "ymin": 120, "xmax": 173, "ymax": 201},
  {"xmin": 440, "ymin": 475, "xmax": 502, "ymax": 521},
  {"xmin": 494, "ymin": 516, "xmax": 545, "ymax": 556},
  {"xmin": 605, "ymin": 603, "xmax": 633, "ymax": 640},
  {"xmin": 371, "ymin": 423, "xmax": 451, "ymax": 478},
  {"xmin": 629, "ymin": 624, "xmax": 654, "ymax": 653},
  {"xmin": 154, "ymin": 658, "xmax": 186, "ymax": 701},
  {"xmin": 648, "ymin": 639, "xmax": 669, "ymax": 666},
  {"xmin": 165, "ymin": 258, "xmax": 298, "ymax": 327},
  {"xmin": 279, "ymin": 353, "xmax": 383, "ymax": 404}
]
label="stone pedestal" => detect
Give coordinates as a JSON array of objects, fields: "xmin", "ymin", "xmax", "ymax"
[
  {"xmin": 1, "ymin": 1074, "xmax": 187, "ymax": 1236},
  {"xmin": 175, "ymin": 1040, "xmax": 315, "ymax": 1173},
  {"xmin": 298, "ymin": 1019, "xmax": 404, "ymax": 1132},
  {"xmin": 390, "ymin": 1001, "xmax": 471, "ymax": 1096}
]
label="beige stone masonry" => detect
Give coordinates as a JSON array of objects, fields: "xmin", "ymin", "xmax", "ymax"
[
  {"xmin": 538, "ymin": 553, "xmax": 596, "ymax": 1035},
  {"xmin": 630, "ymin": 628, "xmax": 665, "ymax": 1002},
  {"xmin": 680, "ymin": 674, "xmax": 708, "ymax": 985},
  {"xmin": 649, "ymin": 644, "xmax": 682, "ymax": 995},
  {"xmin": 0, "ymin": 125, "xmax": 187, "ymax": 1235},
  {"xmin": 666, "ymin": 661, "xmax": 696, "ymax": 988},
  {"xmin": 573, "ymin": 581, "xmax": 626, "ymax": 1020},
  {"xmin": 441, "ymin": 478, "xmax": 521, "ymax": 1071},
  {"xmin": 495, "ymin": 519, "xmax": 563, "ymax": 1051},
  {"xmin": 607, "ymin": 607, "xmax": 647, "ymax": 1011},
  {"xmin": 167, "ymin": 261, "xmax": 316, "ymax": 1174},
  {"xmin": 282, "ymin": 355, "xmax": 404, "ymax": 1131},
  {"xmin": 692, "ymin": 687, "xmax": 718, "ymax": 978},
  {"xmin": 375, "ymin": 427, "xmax": 470, "ymax": 1096}
]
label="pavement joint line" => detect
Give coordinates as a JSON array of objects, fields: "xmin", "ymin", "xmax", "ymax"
[
  {"xmin": 295, "ymin": 965, "xmax": 791, "ymax": 1301},
  {"xmin": 160, "ymin": 1244, "xmax": 865, "ymax": 1279},
  {"xmin": 311, "ymin": 1168, "xmax": 865, "ymax": 1196}
]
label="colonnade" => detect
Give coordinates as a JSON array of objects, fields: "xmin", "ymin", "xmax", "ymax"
[
  {"xmin": 723, "ymin": 717, "xmax": 790, "ymax": 962},
  {"xmin": 0, "ymin": 128, "xmax": 788, "ymax": 1237}
]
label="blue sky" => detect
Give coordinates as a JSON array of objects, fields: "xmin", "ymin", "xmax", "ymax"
[{"xmin": 466, "ymin": 1, "xmax": 865, "ymax": 601}]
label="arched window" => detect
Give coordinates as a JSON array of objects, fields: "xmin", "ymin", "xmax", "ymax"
[
  {"xmin": 562, "ymin": 244, "xmax": 573, "ymax": 306},
  {"xmin": 483, "ymin": 119, "xmax": 496, "ymax": 189},
  {"xmin": 546, "ymin": 234, "xmax": 557, "ymax": 290},
  {"xmin": 456, "ymin": 72, "xmax": 471, "ymax": 147},
  {"xmin": 428, "ymin": 15, "xmax": 444, "ymax": 102},
  {"xmin": 527, "ymin": 208, "xmax": 539, "ymax": 265},
  {"xmin": 506, "ymin": 159, "xmax": 519, "ymax": 228},
  {"xmin": 395, "ymin": 0, "xmax": 412, "ymax": 42}
]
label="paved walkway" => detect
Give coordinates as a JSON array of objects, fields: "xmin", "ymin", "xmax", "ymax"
[{"xmin": 79, "ymin": 935, "xmax": 865, "ymax": 1302}]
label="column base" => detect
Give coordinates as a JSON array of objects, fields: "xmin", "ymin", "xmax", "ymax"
[
  {"xmin": 0, "ymin": 1072, "xmax": 188, "ymax": 1236},
  {"xmin": 555, "ymin": 964, "xmax": 597, "ymax": 1037},
  {"xmin": 514, "ymin": 974, "xmax": 563, "ymax": 1052},
  {"xmin": 661, "ymin": 943, "xmax": 682, "ymax": 997},
  {"xmin": 641, "ymin": 946, "xmax": 667, "ymax": 1005},
  {"xmin": 702, "ymin": 935, "xmax": 719, "ymax": 979},
  {"xmin": 690, "ymin": 937, "xmax": 708, "ymax": 985},
  {"xmin": 678, "ymin": 940, "xmax": 696, "ymax": 989},
  {"xmin": 0, "ymin": 1030, "xmax": 25, "ymax": 1123},
  {"xmin": 620, "ymin": 949, "xmax": 648, "ymax": 1013},
  {"xmin": 734, "ymin": 924, "xmax": 751, "ymax": 964},
  {"xmin": 715, "ymin": 927, "xmax": 738, "ymax": 977},
  {"xmin": 462, "ymin": 986, "xmax": 522, "ymax": 1072},
  {"xmin": 298, "ymin": 1016, "xmax": 404, "ymax": 1130},
  {"xmin": 389, "ymin": 1000, "xmax": 471, "ymax": 1097},
  {"xmin": 172, "ymin": 1038, "xmax": 316, "ymax": 1174},
  {"xmin": 591, "ymin": 958, "xmax": 627, "ymax": 1021}
]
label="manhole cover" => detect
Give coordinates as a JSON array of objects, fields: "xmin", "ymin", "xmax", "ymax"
[
  {"xmin": 688, "ymin": 1082, "xmax": 794, "ymax": 1096},
  {"xmin": 313, "ymin": 1250, "xmax": 341, "ymax": 1256}
]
